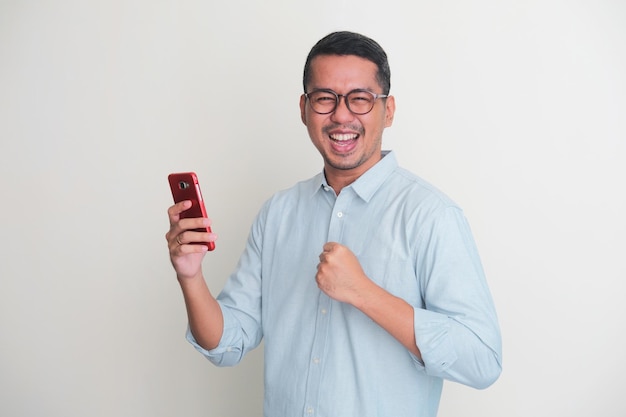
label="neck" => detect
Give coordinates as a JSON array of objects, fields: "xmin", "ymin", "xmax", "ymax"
[
  {"xmin": 323, "ymin": 166, "xmax": 367, "ymax": 195},
  {"xmin": 323, "ymin": 153, "xmax": 384, "ymax": 194}
]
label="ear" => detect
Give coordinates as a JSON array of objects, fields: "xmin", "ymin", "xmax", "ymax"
[
  {"xmin": 299, "ymin": 94, "xmax": 307, "ymax": 125},
  {"xmin": 384, "ymin": 95, "xmax": 396, "ymax": 127}
]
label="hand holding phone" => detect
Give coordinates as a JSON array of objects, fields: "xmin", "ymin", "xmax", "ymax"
[{"xmin": 168, "ymin": 172, "xmax": 215, "ymax": 251}]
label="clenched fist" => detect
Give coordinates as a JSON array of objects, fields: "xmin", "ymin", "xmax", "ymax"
[{"xmin": 316, "ymin": 242, "xmax": 372, "ymax": 306}]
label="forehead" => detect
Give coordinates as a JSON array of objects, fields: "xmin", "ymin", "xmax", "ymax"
[{"xmin": 307, "ymin": 54, "xmax": 380, "ymax": 91}]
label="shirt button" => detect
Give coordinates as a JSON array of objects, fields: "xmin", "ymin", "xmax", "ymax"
[
  {"xmin": 306, "ymin": 407, "xmax": 314, "ymax": 414},
  {"xmin": 337, "ymin": 212, "xmax": 343, "ymax": 218},
  {"xmin": 313, "ymin": 357, "xmax": 320, "ymax": 364},
  {"xmin": 321, "ymin": 308, "xmax": 327, "ymax": 314}
]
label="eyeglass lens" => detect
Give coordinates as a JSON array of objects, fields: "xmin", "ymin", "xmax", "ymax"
[{"xmin": 308, "ymin": 90, "xmax": 379, "ymax": 115}]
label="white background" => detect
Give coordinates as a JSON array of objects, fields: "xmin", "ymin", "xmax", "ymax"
[{"xmin": 1, "ymin": 1, "xmax": 625, "ymax": 416}]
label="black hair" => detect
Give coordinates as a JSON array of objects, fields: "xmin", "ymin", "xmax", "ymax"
[{"xmin": 303, "ymin": 31, "xmax": 391, "ymax": 94}]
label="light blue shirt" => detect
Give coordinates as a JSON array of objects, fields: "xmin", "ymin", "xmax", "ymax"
[{"xmin": 188, "ymin": 151, "xmax": 502, "ymax": 417}]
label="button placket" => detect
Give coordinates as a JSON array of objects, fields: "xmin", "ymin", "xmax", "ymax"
[{"xmin": 302, "ymin": 188, "xmax": 354, "ymax": 417}]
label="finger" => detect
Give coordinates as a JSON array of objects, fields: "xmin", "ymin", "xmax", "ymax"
[
  {"xmin": 168, "ymin": 231, "xmax": 212, "ymax": 253},
  {"xmin": 178, "ymin": 216, "xmax": 212, "ymax": 232},
  {"xmin": 174, "ymin": 228, "xmax": 217, "ymax": 248},
  {"xmin": 165, "ymin": 230, "xmax": 184, "ymax": 251},
  {"xmin": 323, "ymin": 241, "xmax": 339, "ymax": 252},
  {"xmin": 319, "ymin": 249, "xmax": 332, "ymax": 263},
  {"xmin": 173, "ymin": 240, "xmax": 209, "ymax": 255},
  {"xmin": 167, "ymin": 200, "xmax": 192, "ymax": 225},
  {"xmin": 168, "ymin": 217, "xmax": 211, "ymax": 243}
]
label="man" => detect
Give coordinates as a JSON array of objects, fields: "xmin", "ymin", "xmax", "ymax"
[{"xmin": 166, "ymin": 31, "xmax": 502, "ymax": 417}]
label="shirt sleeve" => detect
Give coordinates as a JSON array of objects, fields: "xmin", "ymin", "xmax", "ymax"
[
  {"xmin": 413, "ymin": 205, "xmax": 502, "ymax": 389},
  {"xmin": 186, "ymin": 201, "xmax": 268, "ymax": 367}
]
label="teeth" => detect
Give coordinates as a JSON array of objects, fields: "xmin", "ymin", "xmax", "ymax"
[{"xmin": 330, "ymin": 133, "xmax": 358, "ymax": 141}]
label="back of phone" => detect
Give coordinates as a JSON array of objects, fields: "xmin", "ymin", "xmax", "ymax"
[{"xmin": 168, "ymin": 172, "xmax": 215, "ymax": 250}]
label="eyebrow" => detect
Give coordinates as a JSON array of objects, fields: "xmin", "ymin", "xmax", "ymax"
[{"xmin": 307, "ymin": 87, "xmax": 380, "ymax": 94}]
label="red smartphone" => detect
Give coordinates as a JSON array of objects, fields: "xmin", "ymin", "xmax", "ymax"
[{"xmin": 168, "ymin": 172, "xmax": 215, "ymax": 251}]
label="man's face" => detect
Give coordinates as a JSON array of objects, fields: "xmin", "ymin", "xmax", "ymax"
[{"xmin": 300, "ymin": 54, "xmax": 395, "ymax": 181}]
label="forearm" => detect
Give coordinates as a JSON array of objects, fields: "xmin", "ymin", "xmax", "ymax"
[
  {"xmin": 357, "ymin": 284, "xmax": 501, "ymax": 388},
  {"xmin": 178, "ymin": 273, "xmax": 224, "ymax": 351},
  {"xmin": 353, "ymin": 280, "xmax": 422, "ymax": 360}
]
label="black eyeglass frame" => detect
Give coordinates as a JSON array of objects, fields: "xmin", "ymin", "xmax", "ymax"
[{"xmin": 304, "ymin": 88, "xmax": 389, "ymax": 115}]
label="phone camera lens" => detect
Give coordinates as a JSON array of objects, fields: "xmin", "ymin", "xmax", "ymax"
[{"xmin": 179, "ymin": 181, "xmax": 189, "ymax": 190}]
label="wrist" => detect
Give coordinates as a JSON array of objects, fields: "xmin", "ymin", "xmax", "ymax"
[
  {"xmin": 177, "ymin": 271, "xmax": 205, "ymax": 285},
  {"xmin": 351, "ymin": 274, "xmax": 380, "ymax": 310}
]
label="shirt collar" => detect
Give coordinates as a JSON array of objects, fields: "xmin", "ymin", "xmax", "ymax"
[{"xmin": 313, "ymin": 150, "xmax": 398, "ymax": 202}]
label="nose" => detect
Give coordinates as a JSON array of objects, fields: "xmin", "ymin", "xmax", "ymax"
[{"xmin": 331, "ymin": 95, "xmax": 354, "ymax": 122}]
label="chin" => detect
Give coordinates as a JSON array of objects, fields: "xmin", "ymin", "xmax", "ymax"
[{"xmin": 325, "ymin": 156, "xmax": 363, "ymax": 171}]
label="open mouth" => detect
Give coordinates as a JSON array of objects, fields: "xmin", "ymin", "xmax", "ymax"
[
  {"xmin": 324, "ymin": 124, "xmax": 362, "ymax": 153},
  {"xmin": 329, "ymin": 133, "xmax": 359, "ymax": 142},
  {"xmin": 329, "ymin": 133, "xmax": 359, "ymax": 150}
]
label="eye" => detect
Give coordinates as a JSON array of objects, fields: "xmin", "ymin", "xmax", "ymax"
[
  {"xmin": 313, "ymin": 93, "xmax": 336, "ymax": 103},
  {"xmin": 349, "ymin": 92, "xmax": 374, "ymax": 103}
]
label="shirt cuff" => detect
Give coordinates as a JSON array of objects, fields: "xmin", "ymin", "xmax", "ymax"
[{"xmin": 413, "ymin": 308, "xmax": 458, "ymax": 375}]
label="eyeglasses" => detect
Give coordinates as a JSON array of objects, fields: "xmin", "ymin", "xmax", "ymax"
[{"xmin": 304, "ymin": 89, "xmax": 389, "ymax": 115}]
